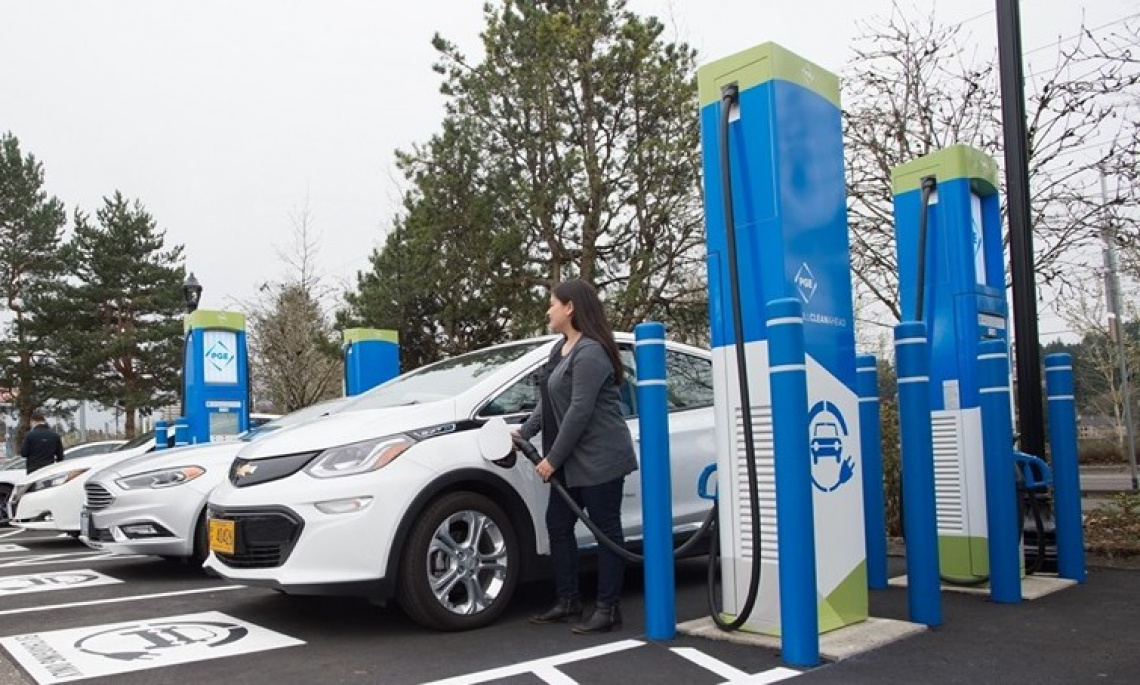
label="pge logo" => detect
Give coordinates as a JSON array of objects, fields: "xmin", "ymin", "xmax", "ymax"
[
  {"xmin": 205, "ymin": 340, "xmax": 235, "ymax": 373},
  {"xmin": 75, "ymin": 620, "xmax": 248, "ymax": 662},
  {"xmin": 807, "ymin": 400, "xmax": 856, "ymax": 493},
  {"xmin": 795, "ymin": 263, "xmax": 817, "ymax": 304}
]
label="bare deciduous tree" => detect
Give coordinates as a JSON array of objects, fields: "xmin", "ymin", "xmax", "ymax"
[
  {"xmin": 246, "ymin": 206, "xmax": 342, "ymax": 413},
  {"xmin": 843, "ymin": 4, "xmax": 1138, "ymax": 328}
]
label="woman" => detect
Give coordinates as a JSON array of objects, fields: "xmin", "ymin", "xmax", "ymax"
[{"xmin": 517, "ymin": 279, "xmax": 638, "ymax": 634}]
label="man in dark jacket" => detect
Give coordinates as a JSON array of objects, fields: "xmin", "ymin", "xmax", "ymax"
[{"xmin": 20, "ymin": 413, "xmax": 64, "ymax": 474}]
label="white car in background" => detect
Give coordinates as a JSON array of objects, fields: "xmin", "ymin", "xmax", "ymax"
[
  {"xmin": 8, "ymin": 433, "xmax": 161, "ymax": 534},
  {"xmin": 81, "ymin": 400, "xmax": 345, "ymax": 563},
  {"xmin": 0, "ymin": 440, "xmax": 127, "ymax": 516},
  {"xmin": 204, "ymin": 334, "xmax": 716, "ymax": 631}
]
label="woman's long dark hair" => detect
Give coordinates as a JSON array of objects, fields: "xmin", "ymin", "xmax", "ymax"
[{"xmin": 552, "ymin": 279, "xmax": 624, "ymax": 386}]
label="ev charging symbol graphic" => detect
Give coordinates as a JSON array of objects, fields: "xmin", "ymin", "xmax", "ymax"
[{"xmin": 807, "ymin": 401, "xmax": 855, "ymax": 493}]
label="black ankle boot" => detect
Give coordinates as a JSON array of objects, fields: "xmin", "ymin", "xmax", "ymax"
[
  {"xmin": 571, "ymin": 602, "xmax": 622, "ymax": 634},
  {"xmin": 530, "ymin": 597, "xmax": 583, "ymax": 624}
]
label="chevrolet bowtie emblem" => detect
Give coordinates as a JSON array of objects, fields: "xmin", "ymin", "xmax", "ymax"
[{"xmin": 234, "ymin": 462, "xmax": 258, "ymax": 478}]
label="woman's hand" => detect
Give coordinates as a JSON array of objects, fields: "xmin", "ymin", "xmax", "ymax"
[{"xmin": 535, "ymin": 458, "xmax": 556, "ymax": 482}]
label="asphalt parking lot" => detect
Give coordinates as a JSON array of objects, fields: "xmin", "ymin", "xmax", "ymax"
[{"xmin": 0, "ymin": 527, "xmax": 1136, "ymax": 684}]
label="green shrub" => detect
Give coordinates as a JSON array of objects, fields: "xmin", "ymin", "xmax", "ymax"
[{"xmin": 1079, "ymin": 439, "xmax": 1138, "ymax": 466}]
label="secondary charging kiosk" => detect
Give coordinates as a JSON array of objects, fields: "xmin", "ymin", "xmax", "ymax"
[
  {"xmin": 892, "ymin": 145, "xmax": 1008, "ymax": 582},
  {"xmin": 698, "ymin": 43, "xmax": 867, "ymax": 635},
  {"xmin": 343, "ymin": 328, "xmax": 399, "ymax": 396},
  {"xmin": 183, "ymin": 310, "xmax": 250, "ymax": 444}
]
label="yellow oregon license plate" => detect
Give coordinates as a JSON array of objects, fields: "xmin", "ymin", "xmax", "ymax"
[{"xmin": 208, "ymin": 519, "xmax": 236, "ymax": 555}]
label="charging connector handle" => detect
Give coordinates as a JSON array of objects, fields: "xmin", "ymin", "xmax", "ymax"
[{"xmin": 914, "ymin": 175, "xmax": 938, "ymax": 322}]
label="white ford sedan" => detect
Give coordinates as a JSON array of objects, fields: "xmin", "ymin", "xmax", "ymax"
[{"xmin": 204, "ymin": 334, "xmax": 716, "ymax": 630}]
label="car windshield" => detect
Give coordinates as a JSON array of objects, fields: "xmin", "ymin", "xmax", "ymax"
[
  {"xmin": 343, "ymin": 340, "xmax": 547, "ymax": 411},
  {"xmin": 240, "ymin": 399, "xmax": 346, "ymax": 442},
  {"xmin": 115, "ymin": 431, "xmax": 154, "ymax": 451}
]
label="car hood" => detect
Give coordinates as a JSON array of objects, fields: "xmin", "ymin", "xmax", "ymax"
[
  {"xmin": 101, "ymin": 441, "xmax": 245, "ymax": 479},
  {"xmin": 236, "ymin": 402, "xmax": 459, "ymax": 460},
  {"xmin": 18, "ymin": 449, "xmax": 134, "ymax": 486}
]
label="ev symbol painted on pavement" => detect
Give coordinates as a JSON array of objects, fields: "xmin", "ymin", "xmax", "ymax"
[
  {"xmin": 204, "ymin": 340, "xmax": 235, "ymax": 373},
  {"xmin": 75, "ymin": 620, "xmax": 249, "ymax": 661},
  {"xmin": 807, "ymin": 400, "xmax": 855, "ymax": 493}
]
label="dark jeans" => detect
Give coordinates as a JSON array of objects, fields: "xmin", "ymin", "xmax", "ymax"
[{"xmin": 546, "ymin": 476, "xmax": 626, "ymax": 606}]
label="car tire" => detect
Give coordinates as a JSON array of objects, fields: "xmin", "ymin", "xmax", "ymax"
[
  {"xmin": 0, "ymin": 484, "xmax": 11, "ymax": 522},
  {"xmin": 190, "ymin": 509, "xmax": 209, "ymax": 566},
  {"xmin": 397, "ymin": 491, "xmax": 519, "ymax": 631}
]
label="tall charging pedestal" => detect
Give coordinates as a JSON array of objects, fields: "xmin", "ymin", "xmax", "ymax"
[
  {"xmin": 892, "ymin": 145, "xmax": 1008, "ymax": 583},
  {"xmin": 183, "ymin": 310, "xmax": 250, "ymax": 444},
  {"xmin": 698, "ymin": 43, "xmax": 867, "ymax": 636},
  {"xmin": 343, "ymin": 328, "xmax": 399, "ymax": 396}
]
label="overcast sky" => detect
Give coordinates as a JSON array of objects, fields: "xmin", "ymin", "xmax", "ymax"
[{"xmin": 0, "ymin": 0, "xmax": 1132, "ymax": 330}]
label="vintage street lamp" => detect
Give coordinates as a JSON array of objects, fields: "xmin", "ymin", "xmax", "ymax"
[
  {"xmin": 179, "ymin": 272, "xmax": 203, "ymax": 418},
  {"xmin": 182, "ymin": 272, "xmax": 203, "ymax": 314}
]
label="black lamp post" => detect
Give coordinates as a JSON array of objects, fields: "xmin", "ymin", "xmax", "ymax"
[
  {"xmin": 182, "ymin": 272, "xmax": 203, "ymax": 314},
  {"xmin": 179, "ymin": 272, "xmax": 203, "ymax": 418}
]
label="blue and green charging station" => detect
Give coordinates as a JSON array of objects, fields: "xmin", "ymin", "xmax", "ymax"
[
  {"xmin": 698, "ymin": 42, "xmax": 867, "ymax": 638},
  {"xmin": 892, "ymin": 145, "xmax": 1007, "ymax": 582},
  {"xmin": 343, "ymin": 328, "xmax": 399, "ymax": 396},
  {"xmin": 183, "ymin": 310, "xmax": 250, "ymax": 444}
]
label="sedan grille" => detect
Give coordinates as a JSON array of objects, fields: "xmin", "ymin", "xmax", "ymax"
[
  {"xmin": 7, "ymin": 484, "xmax": 27, "ymax": 516},
  {"xmin": 84, "ymin": 483, "xmax": 115, "ymax": 510}
]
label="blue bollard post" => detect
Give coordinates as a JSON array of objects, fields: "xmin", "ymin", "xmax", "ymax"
[
  {"xmin": 766, "ymin": 299, "xmax": 819, "ymax": 667},
  {"xmin": 173, "ymin": 418, "xmax": 190, "ymax": 447},
  {"xmin": 894, "ymin": 322, "xmax": 942, "ymax": 627},
  {"xmin": 857, "ymin": 355, "xmax": 888, "ymax": 590},
  {"xmin": 1045, "ymin": 353, "xmax": 1086, "ymax": 583},
  {"xmin": 978, "ymin": 341, "xmax": 1022, "ymax": 603},
  {"xmin": 154, "ymin": 421, "xmax": 169, "ymax": 452},
  {"xmin": 634, "ymin": 321, "xmax": 675, "ymax": 641}
]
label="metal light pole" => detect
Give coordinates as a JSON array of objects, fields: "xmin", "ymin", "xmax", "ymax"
[
  {"xmin": 996, "ymin": 0, "xmax": 1045, "ymax": 460},
  {"xmin": 1100, "ymin": 175, "xmax": 1139, "ymax": 491},
  {"xmin": 179, "ymin": 273, "xmax": 203, "ymax": 417}
]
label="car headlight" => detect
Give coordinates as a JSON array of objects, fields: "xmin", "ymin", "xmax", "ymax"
[
  {"xmin": 116, "ymin": 466, "xmax": 205, "ymax": 490},
  {"xmin": 304, "ymin": 435, "xmax": 415, "ymax": 478},
  {"xmin": 29, "ymin": 469, "xmax": 89, "ymax": 493}
]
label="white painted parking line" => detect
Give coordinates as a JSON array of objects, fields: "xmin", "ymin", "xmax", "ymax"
[
  {"xmin": 1, "ymin": 610, "xmax": 304, "ymax": 684},
  {"xmin": 0, "ymin": 529, "xmax": 29, "ymax": 540},
  {"xmin": 420, "ymin": 639, "xmax": 645, "ymax": 685},
  {"xmin": 0, "ymin": 570, "xmax": 120, "ymax": 597},
  {"xmin": 671, "ymin": 647, "xmax": 801, "ymax": 684},
  {"xmin": 534, "ymin": 666, "xmax": 578, "ymax": 685},
  {"xmin": 0, "ymin": 551, "xmax": 144, "ymax": 569},
  {"xmin": 671, "ymin": 647, "xmax": 750, "ymax": 680},
  {"xmin": 0, "ymin": 585, "xmax": 246, "ymax": 617},
  {"xmin": 0, "ymin": 544, "xmax": 29, "ymax": 553}
]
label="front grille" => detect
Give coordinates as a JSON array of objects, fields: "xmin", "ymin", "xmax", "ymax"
[
  {"xmin": 212, "ymin": 508, "xmax": 304, "ymax": 569},
  {"xmin": 7, "ymin": 485, "xmax": 27, "ymax": 517},
  {"xmin": 89, "ymin": 526, "xmax": 115, "ymax": 543},
  {"xmin": 85, "ymin": 483, "xmax": 115, "ymax": 510}
]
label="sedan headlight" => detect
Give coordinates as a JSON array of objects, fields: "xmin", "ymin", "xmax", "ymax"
[
  {"xmin": 28, "ymin": 469, "xmax": 89, "ymax": 493},
  {"xmin": 116, "ymin": 466, "xmax": 205, "ymax": 490},
  {"xmin": 304, "ymin": 435, "xmax": 415, "ymax": 479}
]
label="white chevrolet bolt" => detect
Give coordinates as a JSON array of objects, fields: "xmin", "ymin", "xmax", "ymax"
[
  {"xmin": 204, "ymin": 334, "xmax": 716, "ymax": 630},
  {"xmin": 80, "ymin": 400, "xmax": 346, "ymax": 563}
]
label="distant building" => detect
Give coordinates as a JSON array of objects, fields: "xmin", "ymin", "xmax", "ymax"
[{"xmin": 1077, "ymin": 415, "xmax": 1117, "ymax": 440}]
